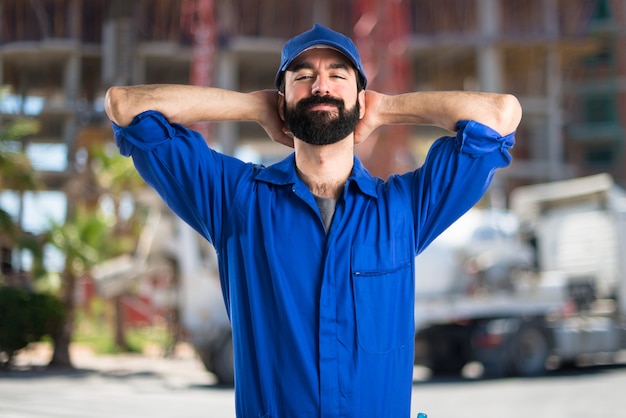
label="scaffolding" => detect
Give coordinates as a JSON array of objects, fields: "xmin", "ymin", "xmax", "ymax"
[{"xmin": 0, "ymin": 0, "xmax": 623, "ymax": 197}]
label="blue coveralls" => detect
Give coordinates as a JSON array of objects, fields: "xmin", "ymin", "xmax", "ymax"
[{"xmin": 113, "ymin": 111, "xmax": 514, "ymax": 417}]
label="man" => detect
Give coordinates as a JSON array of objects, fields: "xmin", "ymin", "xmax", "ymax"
[{"xmin": 106, "ymin": 24, "xmax": 521, "ymax": 418}]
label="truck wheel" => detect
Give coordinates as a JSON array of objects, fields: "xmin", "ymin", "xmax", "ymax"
[
  {"xmin": 416, "ymin": 327, "xmax": 470, "ymax": 376},
  {"xmin": 211, "ymin": 331, "xmax": 235, "ymax": 386},
  {"xmin": 508, "ymin": 324, "xmax": 549, "ymax": 377}
]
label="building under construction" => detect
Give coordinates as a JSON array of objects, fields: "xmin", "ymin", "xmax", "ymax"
[{"xmin": 1, "ymin": 0, "xmax": 624, "ymax": 223}]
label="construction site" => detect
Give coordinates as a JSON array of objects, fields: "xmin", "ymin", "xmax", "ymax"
[
  {"xmin": 0, "ymin": 0, "xmax": 624, "ymax": 189},
  {"xmin": 2, "ymin": 0, "xmax": 626, "ymax": 384}
]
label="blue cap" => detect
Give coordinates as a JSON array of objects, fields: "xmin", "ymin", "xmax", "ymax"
[{"xmin": 275, "ymin": 24, "xmax": 367, "ymax": 90}]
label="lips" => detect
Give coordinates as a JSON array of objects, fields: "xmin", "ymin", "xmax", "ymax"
[
  {"xmin": 309, "ymin": 103, "xmax": 338, "ymax": 112},
  {"xmin": 300, "ymin": 96, "xmax": 344, "ymax": 111}
]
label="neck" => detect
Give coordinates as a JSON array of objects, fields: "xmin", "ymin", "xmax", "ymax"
[{"xmin": 294, "ymin": 138, "xmax": 354, "ymax": 199}]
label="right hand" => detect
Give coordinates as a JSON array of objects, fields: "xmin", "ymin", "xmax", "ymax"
[{"xmin": 252, "ymin": 90, "xmax": 294, "ymax": 148}]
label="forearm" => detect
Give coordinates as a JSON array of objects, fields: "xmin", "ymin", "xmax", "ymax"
[
  {"xmin": 376, "ymin": 91, "xmax": 522, "ymax": 136},
  {"xmin": 104, "ymin": 84, "xmax": 262, "ymax": 127}
]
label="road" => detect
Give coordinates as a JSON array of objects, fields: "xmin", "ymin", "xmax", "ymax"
[{"xmin": 1, "ymin": 344, "xmax": 625, "ymax": 418}]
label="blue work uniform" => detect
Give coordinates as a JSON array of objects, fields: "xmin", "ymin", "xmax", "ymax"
[{"xmin": 113, "ymin": 111, "xmax": 514, "ymax": 418}]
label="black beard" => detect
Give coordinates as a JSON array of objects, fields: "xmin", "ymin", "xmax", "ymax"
[{"xmin": 284, "ymin": 95, "xmax": 360, "ymax": 146}]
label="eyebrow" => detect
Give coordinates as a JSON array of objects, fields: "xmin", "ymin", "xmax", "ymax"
[{"xmin": 290, "ymin": 61, "xmax": 352, "ymax": 73}]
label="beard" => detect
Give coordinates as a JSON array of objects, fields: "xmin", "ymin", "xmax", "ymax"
[{"xmin": 284, "ymin": 95, "xmax": 360, "ymax": 146}]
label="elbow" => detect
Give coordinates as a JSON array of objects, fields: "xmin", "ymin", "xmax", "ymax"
[
  {"xmin": 104, "ymin": 86, "xmax": 131, "ymax": 127},
  {"xmin": 498, "ymin": 94, "xmax": 522, "ymax": 136}
]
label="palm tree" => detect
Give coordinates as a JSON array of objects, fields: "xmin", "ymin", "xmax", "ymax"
[
  {"xmin": 2, "ymin": 86, "xmax": 147, "ymax": 365},
  {"xmin": 0, "ymin": 117, "xmax": 40, "ymax": 188},
  {"xmin": 0, "ymin": 102, "xmax": 41, "ymax": 282},
  {"xmin": 47, "ymin": 205, "xmax": 111, "ymax": 367},
  {"xmin": 89, "ymin": 145, "xmax": 146, "ymax": 350},
  {"xmin": 46, "ymin": 141, "xmax": 144, "ymax": 366}
]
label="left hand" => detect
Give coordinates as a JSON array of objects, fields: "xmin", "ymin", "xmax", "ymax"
[{"xmin": 353, "ymin": 90, "xmax": 384, "ymax": 145}]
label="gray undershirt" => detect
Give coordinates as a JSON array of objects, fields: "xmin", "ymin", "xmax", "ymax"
[{"xmin": 313, "ymin": 195, "xmax": 337, "ymax": 233}]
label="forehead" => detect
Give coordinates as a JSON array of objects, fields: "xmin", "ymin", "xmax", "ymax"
[{"xmin": 287, "ymin": 47, "xmax": 354, "ymax": 71}]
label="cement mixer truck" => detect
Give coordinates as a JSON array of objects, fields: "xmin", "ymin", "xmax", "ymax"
[{"xmin": 413, "ymin": 174, "xmax": 626, "ymax": 377}]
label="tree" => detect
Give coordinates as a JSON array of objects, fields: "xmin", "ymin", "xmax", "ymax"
[
  {"xmin": 0, "ymin": 89, "xmax": 62, "ymax": 367},
  {"xmin": 0, "ymin": 118, "xmax": 40, "ymax": 191},
  {"xmin": 46, "ymin": 140, "xmax": 144, "ymax": 366},
  {"xmin": 46, "ymin": 205, "xmax": 111, "ymax": 367},
  {"xmin": 1, "ymin": 86, "xmax": 146, "ymax": 366},
  {"xmin": 0, "ymin": 286, "xmax": 64, "ymax": 366},
  {"xmin": 0, "ymin": 90, "xmax": 42, "ymax": 282},
  {"xmin": 89, "ymin": 144, "xmax": 146, "ymax": 350}
]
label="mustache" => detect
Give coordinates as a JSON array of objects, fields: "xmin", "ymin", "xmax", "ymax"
[{"xmin": 296, "ymin": 95, "xmax": 345, "ymax": 111}]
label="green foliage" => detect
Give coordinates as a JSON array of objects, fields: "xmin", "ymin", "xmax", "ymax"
[
  {"xmin": 0, "ymin": 88, "xmax": 43, "ymax": 280},
  {"xmin": 14, "ymin": 234, "xmax": 47, "ymax": 280},
  {"xmin": 0, "ymin": 119, "xmax": 39, "ymax": 142},
  {"xmin": 91, "ymin": 144, "xmax": 145, "ymax": 192},
  {"xmin": 0, "ymin": 118, "xmax": 41, "ymax": 191},
  {"xmin": 73, "ymin": 298, "xmax": 171, "ymax": 355},
  {"xmin": 48, "ymin": 206, "xmax": 113, "ymax": 276},
  {"xmin": 74, "ymin": 321, "xmax": 169, "ymax": 355},
  {"xmin": 0, "ymin": 286, "xmax": 64, "ymax": 365},
  {"xmin": 90, "ymin": 143, "xmax": 146, "ymax": 253},
  {"xmin": 0, "ymin": 209, "xmax": 18, "ymax": 240}
]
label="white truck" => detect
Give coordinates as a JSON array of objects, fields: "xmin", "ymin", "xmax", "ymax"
[
  {"xmin": 91, "ymin": 192, "xmax": 234, "ymax": 385},
  {"xmin": 413, "ymin": 174, "xmax": 626, "ymax": 377}
]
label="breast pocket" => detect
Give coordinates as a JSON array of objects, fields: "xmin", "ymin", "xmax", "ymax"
[{"xmin": 352, "ymin": 237, "xmax": 415, "ymax": 354}]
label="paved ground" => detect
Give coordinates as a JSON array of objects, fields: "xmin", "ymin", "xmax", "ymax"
[
  {"xmin": 1, "ymin": 343, "xmax": 234, "ymax": 418},
  {"xmin": 3, "ymin": 344, "xmax": 626, "ymax": 417}
]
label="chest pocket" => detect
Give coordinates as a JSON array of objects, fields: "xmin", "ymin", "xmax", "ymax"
[{"xmin": 351, "ymin": 237, "xmax": 415, "ymax": 354}]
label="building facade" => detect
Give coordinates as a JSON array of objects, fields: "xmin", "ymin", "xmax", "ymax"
[{"xmin": 0, "ymin": 0, "xmax": 624, "ymax": 225}]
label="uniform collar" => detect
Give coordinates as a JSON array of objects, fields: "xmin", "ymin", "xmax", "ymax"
[{"xmin": 255, "ymin": 153, "xmax": 379, "ymax": 198}]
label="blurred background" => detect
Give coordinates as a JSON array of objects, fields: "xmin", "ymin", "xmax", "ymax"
[{"xmin": 1, "ymin": 0, "xmax": 625, "ymax": 385}]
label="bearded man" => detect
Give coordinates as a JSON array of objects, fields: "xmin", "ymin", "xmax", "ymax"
[{"xmin": 105, "ymin": 24, "xmax": 521, "ymax": 418}]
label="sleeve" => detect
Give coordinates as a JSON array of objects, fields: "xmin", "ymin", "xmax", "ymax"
[
  {"xmin": 405, "ymin": 119, "xmax": 515, "ymax": 254},
  {"xmin": 112, "ymin": 110, "xmax": 251, "ymax": 248}
]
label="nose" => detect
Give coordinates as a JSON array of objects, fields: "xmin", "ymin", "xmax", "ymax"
[{"xmin": 311, "ymin": 75, "xmax": 329, "ymax": 96}]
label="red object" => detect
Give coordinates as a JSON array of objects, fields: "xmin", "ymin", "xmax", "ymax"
[
  {"xmin": 181, "ymin": 0, "xmax": 217, "ymax": 142},
  {"xmin": 353, "ymin": 0, "xmax": 414, "ymax": 178}
]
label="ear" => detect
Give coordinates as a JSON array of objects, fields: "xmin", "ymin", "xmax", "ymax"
[
  {"xmin": 358, "ymin": 89, "xmax": 366, "ymax": 119},
  {"xmin": 278, "ymin": 92, "xmax": 286, "ymax": 121}
]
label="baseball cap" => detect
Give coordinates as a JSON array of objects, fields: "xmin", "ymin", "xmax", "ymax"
[{"xmin": 275, "ymin": 24, "xmax": 367, "ymax": 90}]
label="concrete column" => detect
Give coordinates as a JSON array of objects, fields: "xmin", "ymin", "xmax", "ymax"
[
  {"xmin": 543, "ymin": 0, "xmax": 564, "ymax": 180},
  {"xmin": 102, "ymin": 0, "xmax": 135, "ymax": 86},
  {"xmin": 63, "ymin": 53, "xmax": 81, "ymax": 155},
  {"xmin": 545, "ymin": 48, "xmax": 563, "ymax": 180},
  {"xmin": 477, "ymin": 0, "xmax": 506, "ymax": 207},
  {"xmin": 64, "ymin": 53, "xmax": 80, "ymax": 102},
  {"xmin": 215, "ymin": 51, "xmax": 238, "ymax": 156},
  {"xmin": 132, "ymin": 54, "xmax": 146, "ymax": 85},
  {"xmin": 476, "ymin": 0, "xmax": 503, "ymax": 93},
  {"xmin": 68, "ymin": 0, "xmax": 81, "ymax": 39},
  {"xmin": 312, "ymin": 1, "xmax": 331, "ymax": 27},
  {"xmin": 0, "ymin": 1, "xmax": 3, "ymax": 42}
]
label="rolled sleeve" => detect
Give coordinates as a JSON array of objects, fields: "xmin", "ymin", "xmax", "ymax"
[
  {"xmin": 112, "ymin": 110, "xmax": 179, "ymax": 156},
  {"xmin": 455, "ymin": 119, "xmax": 515, "ymax": 162},
  {"xmin": 404, "ymin": 119, "xmax": 516, "ymax": 253}
]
